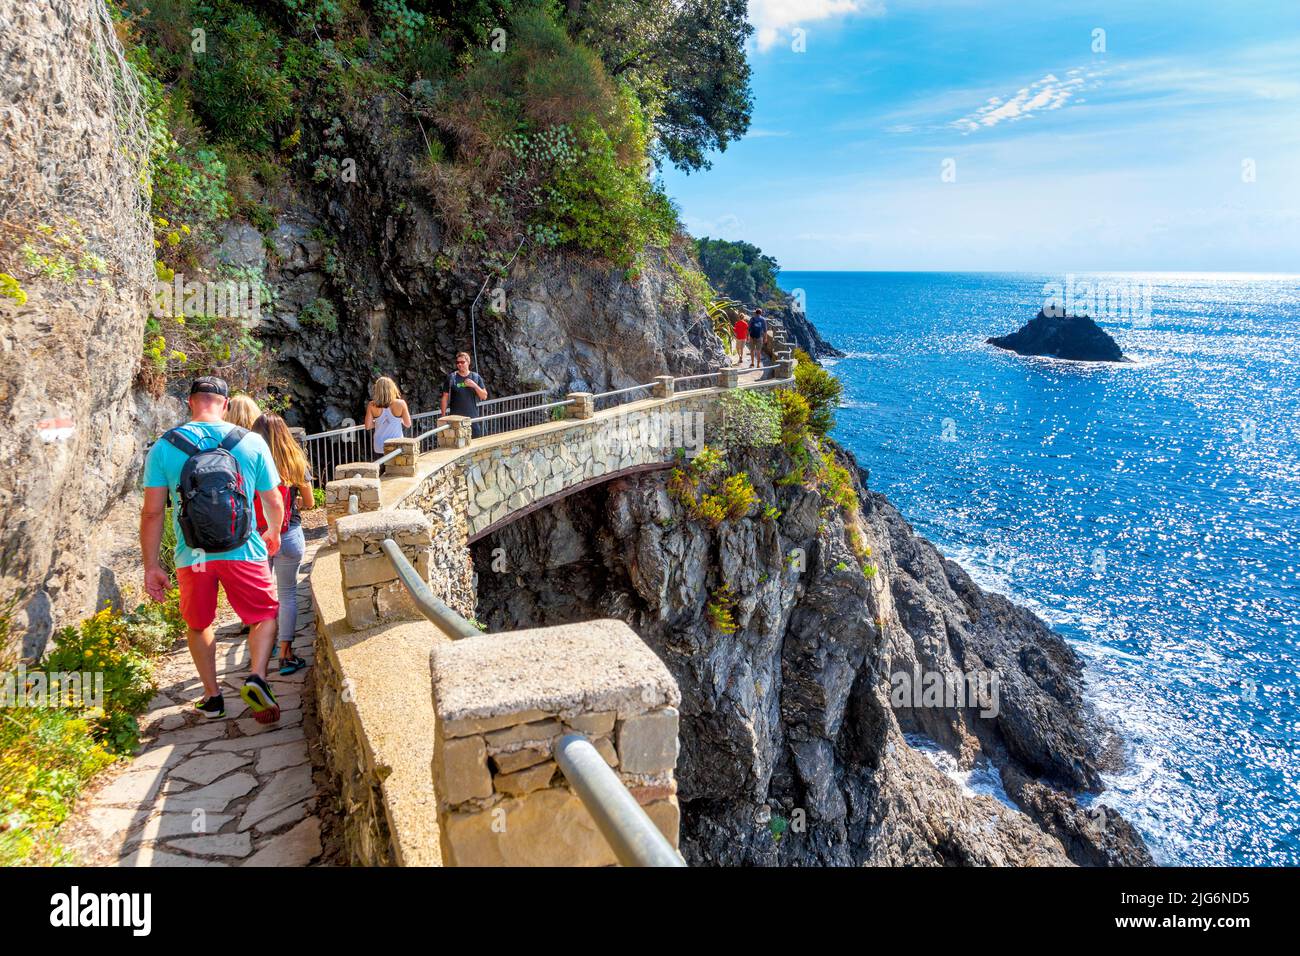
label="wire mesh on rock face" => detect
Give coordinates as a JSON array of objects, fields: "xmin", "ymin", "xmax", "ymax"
[{"xmin": 0, "ymin": 0, "xmax": 151, "ymax": 282}]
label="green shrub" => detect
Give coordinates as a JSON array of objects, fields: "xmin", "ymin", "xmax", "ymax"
[
  {"xmin": 774, "ymin": 389, "xmax": 810, "ymax": 447},
  {"xmin": 668, "ymin": 447, "xmax": 757, "ymax": 529},
  {"xmin": 41, "ymin": 608, "xmax": 160, "ymax": 755},
  {"xmin": 299, "ymin": 297, "xmax": 338, "ymax": 332},
  {"xmin": 0, "ymin": 708, "xmax": 114, "ymax": 866},
  {"xmin": 121, "ymin": 591, "xmax": 185, "ymax": 659},
  {"xmin": 695, "ymin": 237, "xmax": 780, "ymax": 306},
  {"xmin": 714, "ymin": 473, "xmax": 757, "ymax": 521},
  {"xmin": 0, "ymin": 589, "xmax": 179, "ymax": 864},
  {"xmin": 820, "ymin": 449, "xmax": 858, "ymax": 512},
  {"xmin": 427, "ymin": 6, "xmax": 677, "ymax": 266},
  {"xmin": 191, "ymin": 3, "xmax": 295, "ymax": 149},
  {"xmin": 794, "ymin": 361, "xmax": 843, "ymax": 437},
  {"xmin": 705, "ymin": 585, "xmax": 738, "ymax": 634},
  {"xmin": 718, "ymin": 389, "xmax": 780, "ymax": 452}
]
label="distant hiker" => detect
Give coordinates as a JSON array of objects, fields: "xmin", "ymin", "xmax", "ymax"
[
  {"xmin": 748, "ymin": 307, "xmax": 768, "ymax": 368},
  {"xmin": 253, "ymin": 412, "xmax": 314, "ymax": 676},
  {"xmin": 441, "ymin": 351, "xmax": 488, "ymax": 438},
  {"xmin": 140, "ymin": 375, "xmax": 285, "ymax": 725},
  {"xmin": 732, "ymin": 313, "xmax": 749, "ymax": 363},
  {"xmin": 365, "ymin": 376, "xmax": 411, "ymax": 459},
  {"xmin": 224, "ymin": 393, "xmax": 261, "ymax": 430}
]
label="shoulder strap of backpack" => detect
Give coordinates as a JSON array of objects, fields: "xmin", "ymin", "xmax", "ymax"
[
  {"xmin": 162, "ymin": 427, "xmax": 201, "ymax": 458},
  {"xmin": 218, "ymin": 427, "xmax": 249, "ymax": 452}
]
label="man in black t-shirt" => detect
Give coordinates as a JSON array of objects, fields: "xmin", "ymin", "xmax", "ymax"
[{"xmin": 441, "ymin": 351, "xmax": 488, "ymax": 437}]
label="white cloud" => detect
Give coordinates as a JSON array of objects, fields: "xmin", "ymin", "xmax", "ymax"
[
  {"xmin": 951, "ymin": 71, "xmax": 1094, "ymax": 132},
  {"xmin": 749, "ymin": 0, "xmax": 883, "ymax": 52}
]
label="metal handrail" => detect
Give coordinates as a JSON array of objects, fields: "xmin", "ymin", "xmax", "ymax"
[
  {"xmin": 378, "ymin": 538, "xmax": 481, "ymax": 641},
  {"xmin": 672, "ymin": 372, "xmax": 717, "ymax": 384},
  {"xmin": 594, "ymin": 383, "xmax": 654, "ymax": 400},
  {"xmin": 303, "ymin": 389, "xmax": 548, "ymax": 444},
  {"xmin": 473, "ymin": 398, "xmax": 574, "ymax": 425},
  {"xmin": 554, "ymin": 734, "xmax": 685, "ymax": 867},
  {"xmin": 307, "ymin": 421, "xmax": 368, "ymax": 440}
]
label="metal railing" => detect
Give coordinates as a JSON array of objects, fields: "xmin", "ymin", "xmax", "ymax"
[
  {"xmin": 475, "ymin": 389, "xmax": 550, "ymax": 437},
  {"xmin": 554, "ymin": 734, "xmax": 685, "ymax": 867},
  {"xmin": 301, "ymin": 389, "xmax": 550, "ymax": 487},
  {"xmin": 671, "ymin": 371, "xmax": 718, "ymax": 393},
  {"xmin": 375, "ymin": 538, "xmax": 684, "ymax": 866},
  {"xmin": 302, "ymin": 421, "xmax": 368, "ymax": 490},
  {"xmin": 474, "ymin": 398, "xmax": 575, "ymax": 430},
  {"xmin": 378, "ymin": 538, "xmax": 482, "ymax": 641},
  {"xmin": 304, "ymin": 365, "xmax": 790, "ymax": 487},
  {"xmin": 593, "ymin": 382, "xmax": 653, "ymax": 412}
]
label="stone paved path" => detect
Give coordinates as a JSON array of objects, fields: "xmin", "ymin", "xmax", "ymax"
[{"xmin": 59, "ymin": 527, "xmax": 339, "ymax": 867}]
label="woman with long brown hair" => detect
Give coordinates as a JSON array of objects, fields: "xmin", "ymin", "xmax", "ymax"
[{"xmin": 252, "ymin": 412, "xmax": 315, "ymax": 675}]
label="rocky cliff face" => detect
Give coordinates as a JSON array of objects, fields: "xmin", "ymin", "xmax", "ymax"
[
  {"xmin": 0, "ymin": 1, "xmax": 166, "ymax": 656},
  {"xmin": 472, "ymin": 441, "xmax": 1151, "ymax": 866},
  {"xmin": 229, "ymin": 94, "xmax": 722, "ymax": 432}
]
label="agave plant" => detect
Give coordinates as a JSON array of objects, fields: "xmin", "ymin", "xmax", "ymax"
[{"xmin": 706, "ymin": 296, "xmax": 742, "ymax": 343}]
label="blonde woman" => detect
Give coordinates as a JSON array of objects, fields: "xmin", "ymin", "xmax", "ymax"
[
  {"xmin": 365, "ymin": 376, "xmax": 411, "ymax": 458},
  {"xmin": 252, "ymin": 413, "xmax": 314, "ymax": 675},
  {"xmin": 224, "ymin": 393, "xmax": 261, "ymax": 430}
]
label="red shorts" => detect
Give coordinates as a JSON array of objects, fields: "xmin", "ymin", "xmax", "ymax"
[{"xmin": 176, "ymin": 560, "xmax": 278, "ymax": 630}]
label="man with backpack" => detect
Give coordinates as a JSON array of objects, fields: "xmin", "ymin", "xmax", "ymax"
[
  {"xmin": 747, "ymin": 307, "xmax": 768, "ymax": 369},
  {"xmin": 140, "ymin": 376, "xmax": 286, "ymax": 724}
]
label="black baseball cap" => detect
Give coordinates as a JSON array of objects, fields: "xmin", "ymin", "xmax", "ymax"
[{"xmin": 189, "ymin": 375, "xmax": 229, "ymax": 397}]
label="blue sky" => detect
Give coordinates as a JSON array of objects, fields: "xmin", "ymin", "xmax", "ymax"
[{"xmin": 661, "ymin": 1, "xmax": 1300, "ymax": 272}]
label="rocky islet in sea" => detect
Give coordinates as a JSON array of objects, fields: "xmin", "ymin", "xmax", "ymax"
[{"xmin": 988, "ymin": 309, "xmax": 1130, "ymax": 363}]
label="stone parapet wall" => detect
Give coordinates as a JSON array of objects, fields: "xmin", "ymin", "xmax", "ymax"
[
  {"xmin": 336, "ymin": 510, "xmax": 432, "ymax": 629},
  {"xmin": 429, "ymin": 620, "xmax": 682, "ymax": 866},
  {"xmin": 398, "ymin": 460, "xmax": 474, "ymax": 617}
]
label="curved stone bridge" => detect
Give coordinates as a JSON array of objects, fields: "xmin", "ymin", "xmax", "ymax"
[
  {"xmin": 325, "ymin": 366, "xmax": 791, "ymax": 624},
  {"xmin": 308, "ymin": 359, "xmax": 794, "ymax": 866}
]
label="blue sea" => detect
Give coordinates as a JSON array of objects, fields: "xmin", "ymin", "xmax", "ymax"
[{"xmin": 779, "ymin": 270, "xmax": 1300, "ymax": 866}]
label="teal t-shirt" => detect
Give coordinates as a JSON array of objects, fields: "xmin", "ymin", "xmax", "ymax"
[{"xmin": 143, "ymin": 421, "xmax": 281, "ymax": 568}]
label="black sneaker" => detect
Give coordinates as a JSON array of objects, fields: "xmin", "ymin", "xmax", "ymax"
[
  {"xmin": 240, "ymin": 674, "xmax": 281, "ymax": 725},
  {"xmin": 193, "ymin": 694, "xmax": 225, "ymax": 719}
]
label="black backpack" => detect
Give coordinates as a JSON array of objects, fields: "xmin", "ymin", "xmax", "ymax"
[{"xmin": 162, "ymin": 426, "xmax": 253, "ymax": 554}]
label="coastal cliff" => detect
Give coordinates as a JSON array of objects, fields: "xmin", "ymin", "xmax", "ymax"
[{"xmin": 473, "ymin": 439, "xmax": 1151, "ymax": 866}]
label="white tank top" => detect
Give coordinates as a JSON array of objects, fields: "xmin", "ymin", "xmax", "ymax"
[{"xmin": 373, "ymin": 405, "xmax": 403, "ymax": 453}]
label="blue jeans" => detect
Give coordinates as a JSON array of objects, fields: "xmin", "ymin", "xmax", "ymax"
[{"xmin": 269, "ymin": 524, "xmax": 306, "ymax": 646}]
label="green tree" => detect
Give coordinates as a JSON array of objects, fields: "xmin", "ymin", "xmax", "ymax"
[
  {"xmin": 566, "ymin": 0, "xmax": 753, "ymax": 172},
  {"xmin": 695, "ymin": 236, "xmax": 780, "ymax": 305}
]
